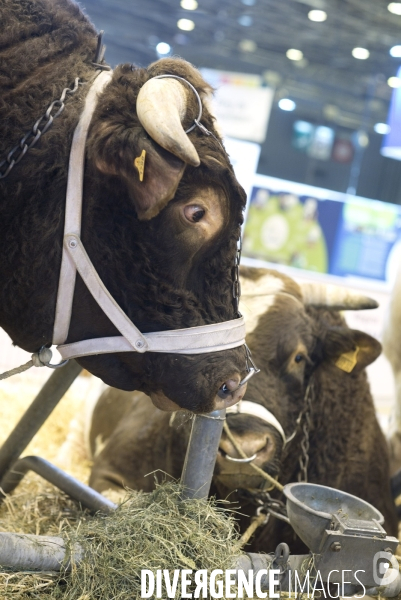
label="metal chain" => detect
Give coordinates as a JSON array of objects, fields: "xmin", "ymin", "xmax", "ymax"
[
  {"xmin": 232, "ymin": 235, "xmax": 260, "ymax": 380},
  {"xmin": 0, "ymin": 77, "xmax": 83, "ymax": 179},
  {"xmin": 232, "ymin": 236, "xmax": 242, "ymax": 317},
  {"xmin": 297, "ymin": 381, "xmax": 314, "ymax": 482},
  {"xmin": 255, "ymin": 493, "xmax": 290, "ymax": 524}
]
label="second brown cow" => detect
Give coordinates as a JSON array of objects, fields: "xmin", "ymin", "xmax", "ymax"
[{"xmin": 87, "ymin": 268, "xmax": 398, "ymax": 552}]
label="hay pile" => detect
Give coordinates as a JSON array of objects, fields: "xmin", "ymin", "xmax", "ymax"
[
  {"xmin": 0, "ymin": 375, "xmax": 244, "ymax": 599},
  {"xmin": 0, "ymin": 477, "xmax": 89, "ymax": 598},
  {"xmin": 0, "ymin": 482, "xmax": 242, "ymax": 600}
]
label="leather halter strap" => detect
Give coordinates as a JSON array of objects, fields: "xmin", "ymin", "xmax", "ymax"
[{"xmin": 52, "ymin": 71, "xmax": 246, "ymax": 360}]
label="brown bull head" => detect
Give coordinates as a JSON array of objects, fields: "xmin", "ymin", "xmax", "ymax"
[
  {"xmin": 0, "ymin": 0, "xmax": 248, "ymax": 418},
  {"xmin": 70, "ymin": 58, "xmax": 249, "ymax": 413},
  {"xmin": 214, "ymin": 268, "xmax": 382, "ymax": 496}
]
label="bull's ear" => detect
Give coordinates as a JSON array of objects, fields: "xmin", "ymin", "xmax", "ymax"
[
  {"xmin": 322, "ymin": 327, "xmax": 382, "ymax": 373},
  {"xmin": 93, "ymin": 127, "xmax": 186, "ymax": 220}
]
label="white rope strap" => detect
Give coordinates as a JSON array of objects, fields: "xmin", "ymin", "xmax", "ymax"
[
  {"xmin": 63, "ymin": 234, "xmax": 147, "ymax": 351},
  {"xmin": 0, "ymin": 348, "xmax": 53, "ymax": 381},
  {"xmin": 52, "ymin": 70, "xmax": 114, "ymax": 346},
  {"xmin": 57, "ymin": 317, "xmax": 246, "ymax": 359}
]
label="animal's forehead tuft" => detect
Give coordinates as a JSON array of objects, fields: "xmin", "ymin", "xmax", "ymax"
[
  {"xmin": 239, "ymin": 271, "xmax": 304, "ymax": 335},
  {"xmin": 241, "ymin": 272, "xmax": 286, "ymax": 297},
  {"xmin": 240, "ymin": 273, "xmax": 284, "ymax": 335}
]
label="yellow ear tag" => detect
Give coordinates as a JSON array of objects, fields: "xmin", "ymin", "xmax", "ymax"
[
  {"xmin": 335, "ymin": 347, "xmax": 359, "ymax": 373},
  {"xmin": 134, "ymin": 149, "xmax": 146, "ymax": 182}
]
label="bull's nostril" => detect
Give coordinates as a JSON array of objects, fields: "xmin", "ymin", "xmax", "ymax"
[
  {"xmin": 217, "ymin": 383, "xmax": 231, "ymax": 399},
  {"xmin": 218, "ymin": 376, "xmax": 241, "ymax": 399},
  {"xmin": 223, "ymin": 377, "xmax": 241, "ymax": 391},
  {"xmin": 215, "ymin": 377, "xmax": 247, "ymax": 407}
]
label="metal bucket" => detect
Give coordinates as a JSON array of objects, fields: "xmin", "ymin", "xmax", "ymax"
[{"xmin": 283, "ymin": 482, "xmax": 385, "ymax": 553}]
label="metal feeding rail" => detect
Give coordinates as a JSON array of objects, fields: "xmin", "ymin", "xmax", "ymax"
[{"xmin": 0, "ymin": 362, "xmax": 400, "ymax": 598}]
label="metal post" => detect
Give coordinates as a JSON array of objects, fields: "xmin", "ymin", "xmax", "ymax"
[
  {"xmin": 0, "ymin": 532, "xmax": 82, "ymax": 571},
  {"xmin": 0, "ymin": 456, "xmax": 116, "ymax": 514},
  {"xmin": 181, "ymin": 409, "xmax": 225, "ymax": 500},
  {"xmin": 0, "ymin": 360, "xmax": 82, "ymax": 481}
]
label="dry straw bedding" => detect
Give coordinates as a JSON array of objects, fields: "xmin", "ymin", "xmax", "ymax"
[
  {"xmin": 0, "ymin": 376, "xmax": 243, "ymax": 599},
  {"xmin": 0, "ymin": 481, "xmax": 243, "ymax": 600}
]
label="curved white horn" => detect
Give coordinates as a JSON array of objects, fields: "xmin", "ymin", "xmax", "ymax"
[
  {"xmin": 301, "ymin": 282, "xmax": 378, "ymax": 310},
  {"xmin": 137, "ymin": 78, "xmax": 200, "ymax": 167}
]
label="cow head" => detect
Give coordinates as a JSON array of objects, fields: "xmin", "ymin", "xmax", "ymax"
[
  {"xmin": 214, "ymin": 267, "xmax": 381, "ymax": 495},
  {"xmin": 63, "ymin": 58, "xmax": 248, "ymax": 413},
  {"xmin": 0, "ymin": 0, "xmax": 246, "ymax": 412}
]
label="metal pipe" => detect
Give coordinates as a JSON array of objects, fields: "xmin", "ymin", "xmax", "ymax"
[
  {"xmin": 0, "ymin": 532, "xmax": 82, "ymax": 571},
  {"xmin": 181, "ymin": 408, "xmax": 225, "ymax": 500},
  {"xmin": 0, "ymin": 360, "xmax": 82, "ymax": 481},
  {"xmin": 0, "ymin": 456, "xmax": 116, "ymax": 514}
]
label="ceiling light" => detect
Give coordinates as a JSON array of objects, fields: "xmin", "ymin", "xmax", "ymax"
[
  {"xmin": 286, "ymin": 49, "xmax": 303, "ymax": 61},
  {"xmin": 388, "ymin": 76, "xmax": 401, "ymax": 87},
  {"xmin": 308, "ymin": 10, "xmax": 327, "ymax": 22},
  {"xmin": 388, "ymin": 2, "xmax": 401, "ymax": 14},
  {"xmin": 352, "ymin": 47, "xmax": 370, "ymax": 59},
  {"xmin": 238, "ymin": 15, "xmax": 253, "ymax": 26},
  {"xmin": 177, "ymin": 18, "xmax": 195, "ymax": 31},
  {"xmin": 390, "ymin": 45, "xmax": 401, "ymax": 57},
  {"xmin": 180, "ymin": 0, "xmax": 198, "ymax": 9},
  {"xmin": 374, "ymin": 123, "xmax": 391, "ymax": 134},
  {"xmin": 239, "ymin": 39, "xmax": 257, "ymax": 52},
  {"xmin": 156, "ymin": 42, "xmax": 171, "ymax": 55},
  {"xmin": 278, "ymin": 98, "xmax": 296, "ymax": 111},
  {"xmin": 242, "ymin": 0, "xmax": 256, "ymax": 5}
]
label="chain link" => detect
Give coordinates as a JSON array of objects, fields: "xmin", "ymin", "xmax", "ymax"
[
  {"xmin": 0, "ymin": 77, "xmax": 83, "ymax": 179},
  {"xmin": 297, "ymin": 381, "xmax": 314, "ymax": 483},
  {"xmin": 232, "ymin": 236, "xmax": 242, "ymax": 316},
  {"xmin": 232, "ymin": 235, "xmax": 260, "ymax": 379}
]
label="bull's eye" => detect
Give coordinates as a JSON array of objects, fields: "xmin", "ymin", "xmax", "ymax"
[
  {"xmin": 184, "ymin": 205, "xmax": 206, "ymax": 223},
  {"xmin": 294, "ymin": 354, "xmax": 304, "ymax": 363}
]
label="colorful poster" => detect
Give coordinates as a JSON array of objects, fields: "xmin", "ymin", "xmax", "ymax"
[
  {"xmin": 330, "ymin": 200, "xmax": 401, "ymax": 281},
  {"xmin": 243, "ymin": 187, "xmax": 339, "ymax": 273},
  {"xmin": 243, "ymin": 175, "xmax": 401, "ymax": 283}
]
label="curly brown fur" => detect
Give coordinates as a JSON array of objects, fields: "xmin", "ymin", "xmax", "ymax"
[
  {"xmin": 251, "ymin": 308, "xmax": 398, "ymax": 553},
  {"xmin": 0, "ymin": 0, "xmax": 247, "ymax": 412}
]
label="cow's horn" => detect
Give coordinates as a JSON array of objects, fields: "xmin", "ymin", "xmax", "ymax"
[
  {"xmin": 301, "ymin": 282, "xmax": 378, "ymax": 310},
  {"xmin": 136, "ymin": 78, "xmax": 200, "ymax": 167}
]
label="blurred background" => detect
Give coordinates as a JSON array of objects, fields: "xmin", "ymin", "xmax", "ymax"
[{"xmin": 81, "ymin": 0, "xmax": 401, "ymax": 203}]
